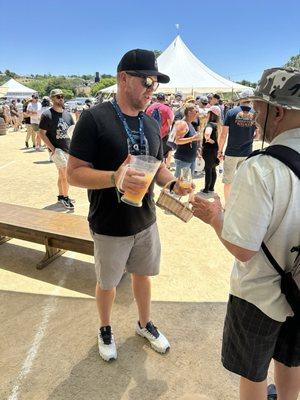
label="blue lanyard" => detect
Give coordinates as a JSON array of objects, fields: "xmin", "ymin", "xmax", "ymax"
[{"xmin": 111, "ymin": 99, "xmax": 145, "ymax": 150}]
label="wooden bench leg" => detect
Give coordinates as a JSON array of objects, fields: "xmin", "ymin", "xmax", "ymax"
[
  {"xmin": 36, "ymin": 242, "xmax": 66, "ymax": 270},
  {"xmin": 0, "ymin": 236, "xmax": 11, "ymax": 245}
]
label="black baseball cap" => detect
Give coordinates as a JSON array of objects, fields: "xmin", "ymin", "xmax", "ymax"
[
  {"xmin": 117, "ymin": 49, "xmax": 170, "ymax": 84},
  {"xmin": 156, "ymin": 93, "xmax": 165, "ymax": 100}
]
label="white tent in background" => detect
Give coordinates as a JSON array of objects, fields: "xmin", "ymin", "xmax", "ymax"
[
  {"xmin": 0, "ymin": 78, "xmax": 37, "ymax": 99},
  {"xmin": 100, "ymin": 35, "xmax": 250, "ymax": 95},
  {"xmin": 0, "ymin": 84, "xmax": 9, "ymax": 97}
]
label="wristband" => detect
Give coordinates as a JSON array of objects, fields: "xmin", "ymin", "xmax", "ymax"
[{"xmin": 111, "ymin": 172, "xmax": 121, "ymax": 203}]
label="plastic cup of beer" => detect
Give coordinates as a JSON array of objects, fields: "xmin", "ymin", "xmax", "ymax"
[
  {"xmin": 121, "ymin": 155, "xmax": 161, "ymax": 207},
  {"xmin": 178, "ymin": 167, "xmax": 193, "ymax": 190}
]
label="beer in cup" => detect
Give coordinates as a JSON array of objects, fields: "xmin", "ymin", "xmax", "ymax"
[{"xmin": 120, "ymin": 155, "xmax": 161, "ymax": 207}]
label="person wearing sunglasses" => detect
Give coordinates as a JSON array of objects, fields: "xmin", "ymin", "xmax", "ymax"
[
  {"xmin": 67, "ymin": 49, "xmax": 193, "ymax": 362},
  {"xmin": 38, "ymin": 89, "xmax": 75, "ymax": 209}
]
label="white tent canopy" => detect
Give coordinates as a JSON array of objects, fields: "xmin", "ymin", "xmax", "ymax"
[
  {"xmin": 100, "ymin": 35, "xmax": 249, "ymax": 95},
  {"xmin": 0, "ymin": 78, "xmax": 37, "ymax": 99}
]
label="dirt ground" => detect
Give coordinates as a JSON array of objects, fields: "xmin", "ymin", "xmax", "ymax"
[{"xmin": 0, "ymin": 127, "xmax": 281, "ymax": 400}]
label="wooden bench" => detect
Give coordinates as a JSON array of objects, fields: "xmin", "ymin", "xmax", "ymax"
[{"xmin": 0, "ymin": 202, "xmax": 93, "ymax": 269}]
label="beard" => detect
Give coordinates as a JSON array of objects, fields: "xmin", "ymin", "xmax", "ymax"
[{"xmin": 126, "ymin": 89, "xmax": 149, "ymax": 112}]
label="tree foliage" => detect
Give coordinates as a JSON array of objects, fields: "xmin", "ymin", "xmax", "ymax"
[
  {"xmin": 284, "ymin": 54, "xmax": 300, "ymax": 69},
  {"xmin": 4, "ymin": 69, "xmax": 18, "ymax": 78},
  {"xmin": 236, "ymin": 79, "xmax": 257, "ymax": 88},
  {"xmin": 153, "ymin": 50, "xmax": 162, "ymax": 58},
  {"xmin": 91, "ymin": 77, "xmax": 116, "ymax": 96},
  {"xmin": 0, "ymin": 70, "xmax": 116, "ymax": 98},
  {"xmin": 26, "ymin": 77, "xmax": 86, "ymax": 98}
]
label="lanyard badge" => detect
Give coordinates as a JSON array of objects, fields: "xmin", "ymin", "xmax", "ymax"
[{"xmin": 111, "ymin": 99, "xmax": 148, "ymax": 155}]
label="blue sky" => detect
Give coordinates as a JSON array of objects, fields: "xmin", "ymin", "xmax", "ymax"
[{"xmin": 1, "ymin": 0, "xmax": 299, "ymax": 83}]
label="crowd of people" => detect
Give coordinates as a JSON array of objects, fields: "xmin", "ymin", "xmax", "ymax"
[
  {"xmin": 143, "ymin": 87, "xmax": 257, "ymax": 200},
  {"xmin": 1, "ymin": 49, "xmax": 299, "ymax": 400},
  {"xmin": 0, "ymin": 84, "xmax": 257, "ymax": 208},
  {"xmin": 0, "ymin": 95, "xmax": 95, "ymax": 209}
]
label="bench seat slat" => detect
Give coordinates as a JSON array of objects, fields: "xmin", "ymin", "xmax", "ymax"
[{"xmin": 0, "ymin": 203, "xmax": 94, "ymax": 261}]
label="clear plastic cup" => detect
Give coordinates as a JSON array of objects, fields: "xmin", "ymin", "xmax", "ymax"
[{"xmin": 120, "ymin": 155, "xmax": 161, "ymax": 207}]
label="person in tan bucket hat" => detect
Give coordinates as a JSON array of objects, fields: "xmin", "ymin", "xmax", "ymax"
[{"xmin": 192, "ymin": 67, "xmax": 300, "ymax": 400}]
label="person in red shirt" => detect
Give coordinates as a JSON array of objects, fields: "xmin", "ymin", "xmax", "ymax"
[{"xmin": 146, "ymin": 93, "xmax": 174, "ymax": 167}]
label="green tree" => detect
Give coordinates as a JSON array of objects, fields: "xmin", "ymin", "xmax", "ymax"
[
  {"xmin": 101, "ymin": 74, "xmax": 115, "ymax": 79},
  {"xmin": 284, "ymin": 54, "xmax": 300, "ymax": 69},
  {"xmin": 81, "ymin": 74, "xmax": 94, "ymax": 80},
  {"xmin": 91, "ymin": 77, "xmax": 116, "ymax": 96},
  {"xmin": 61, "ymin": 89, "xmax": 74, "ymax": 100},
  {"xmin": 153, "ymin": 50, "xmax": 162, "ymax": 58},
  {"xmin": 27, "ymin": 79, "xmax": 49, "ymax": 97},
  {"xmin": 236, "ymin": 79, "xmax": 257, "ymax": 88},
  {"xmin": 4, "ymin": 69, "xmax": 18, "ymax": 78}
]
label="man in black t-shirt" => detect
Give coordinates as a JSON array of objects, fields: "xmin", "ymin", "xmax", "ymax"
[
  {"xmin": 39, "ymin": 89, "xmax": 75, "ymax": 209},
  {"xmin": 67, "ymin": 49, "xmax": 193, "ymax": 362},
  {"xmin": 218, "ymin": 89, "xmax": 257, "ymax": 202}
]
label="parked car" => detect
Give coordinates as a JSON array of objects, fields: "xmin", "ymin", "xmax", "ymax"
[{"xmin": 65, "ymin": 97, "xmax": 95, "ymax": 112}]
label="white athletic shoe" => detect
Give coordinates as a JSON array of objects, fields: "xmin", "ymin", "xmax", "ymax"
[
  {"xmin": 136, "ymin": 321, "xmax": 170, "ymax": 353},
  {"xmin": 97, "ymin": 326, "xmax": 117, "ymax": 361}
]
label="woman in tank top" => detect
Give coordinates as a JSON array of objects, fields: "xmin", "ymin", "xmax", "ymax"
[{"xmin": 173, "ymin": 104, "xmax": 201, "ymax": 178}]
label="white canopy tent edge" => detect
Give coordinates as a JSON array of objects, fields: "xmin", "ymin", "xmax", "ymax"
[
  {"xmin": 0, "ymin": 78, "xmax": 37, "ymax": 100},
  {"xmin": 99, "ymin": 35, "xmax": 251, "ymax": 96}
]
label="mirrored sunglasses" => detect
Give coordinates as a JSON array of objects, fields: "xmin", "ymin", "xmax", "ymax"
[{"xmin": 126, "ymin": 72, "xmax": 159, "ymax": 91}]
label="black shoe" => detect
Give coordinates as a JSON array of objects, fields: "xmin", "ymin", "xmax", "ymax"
[
  {"xmin": 267, "ymin": 384, "xmax": 277, "ymax": 399},
  {"xmin": 25, "ymin": 141, "xmax": 29, "ymax": 148},
  {"xmin": 59, "ymin": 196, "xmax": 74, "ymax": 210},
  {"xmin": 100, "ymin": 326, "xmax": 113, "ymax": 345}
]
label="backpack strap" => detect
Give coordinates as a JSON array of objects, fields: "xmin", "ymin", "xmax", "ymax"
[
  {"xmin": 248, "ymin": 144, "xmax": 300, "ymax": 274},
  {"xmin": 247, "ymin": 144, "xmax": 300, "ymax": 179},
  {"xmin": 261, "ymin": 242, "xmax": 285, "ymax": 276}
]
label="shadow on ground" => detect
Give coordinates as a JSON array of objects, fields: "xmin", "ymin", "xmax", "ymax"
[
  {"xmin": 0, "ymin": 241, "xmax": 131, "ymax": 301},
  {"xmin": 42, "ymin": 202, "xmax": 74, "ymax": 212},
  {"xmin": 33, "ymin": 160, "xmax": 52, "ymax": 165},
  {"xmin": 1, "ymin": 289, "xmax": 237, "ymax": 400},
  {"xmin": 48, "ymin": 339, "xmax": 169, "ymax": 400}
]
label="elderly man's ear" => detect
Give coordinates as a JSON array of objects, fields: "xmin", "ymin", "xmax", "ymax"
[{"xmin": 275, "ymin": 106, "xmax": 284, "ymax": 120}]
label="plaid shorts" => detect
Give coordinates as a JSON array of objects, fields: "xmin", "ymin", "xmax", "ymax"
[{"xmin": 222, "ymin": 295, "xmax": 300, "ymax": 382}]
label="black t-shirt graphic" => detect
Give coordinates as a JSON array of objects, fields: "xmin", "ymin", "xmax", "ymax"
[
  {"xmin": 69, "ymin": 102, "xmax": 163, "ymax": 237},
  {"xmin": 39, "ymin": 108, "xmax": 74, "ymax": 153}
]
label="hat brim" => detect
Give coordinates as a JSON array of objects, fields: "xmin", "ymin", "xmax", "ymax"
[
  {"xmin": 132, "ymin": 70, "xmax": 170, "ymax": 84},
  {"xmin": 233, "ymin": 96, "xmax": 253, "ymax": 103},
  {"xmin": 246, "ymin": 95, "xmax": 300, "ymax": 110}
]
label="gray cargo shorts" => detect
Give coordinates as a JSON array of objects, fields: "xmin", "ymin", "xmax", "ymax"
[
  {"xmin": 222, "ymin": 156, "xmax": 247, "ymax": 184},
  {"xmin": 91, "ymin": 223, "xmax": 161, "ymax": 290}
]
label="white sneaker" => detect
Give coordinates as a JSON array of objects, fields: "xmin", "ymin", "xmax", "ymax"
[
  {"xmin": 97, "ymin": 326, "xmax": 117, "ymax": 361},
  {"xmin": 136, "ymin": 321, "xmax": 170, "ymax": 353}
]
